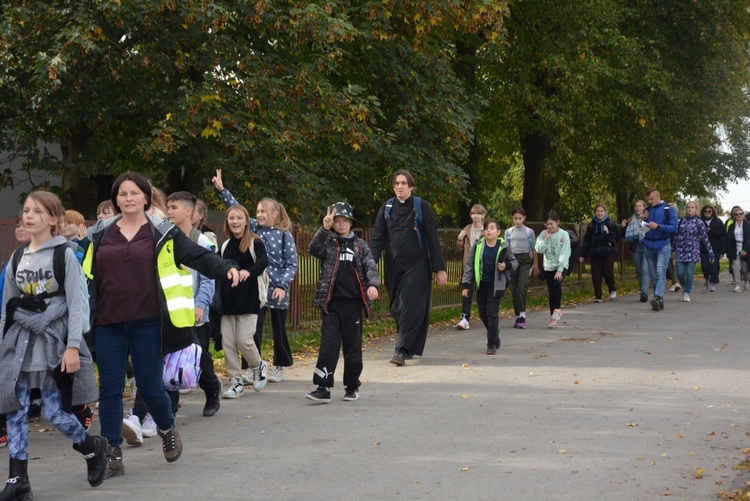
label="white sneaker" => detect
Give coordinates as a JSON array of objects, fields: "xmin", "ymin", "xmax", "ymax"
[
  {"xmin": 683, "ymin": 293, "xmax": 690, "ymax": 302},
  {"xmin": 252, "ymin": 361, "xmax": 268, "ymax": 392},
  {"xmin": 267, "ymin": 366, "xmax": 284, "ymax": 383},
  {"xmin": 241, "ymin": 368, "xmax": 254, "ymax": 385},
  {"xmin": 670, "ymin": 284, "xmax": 681, "ymax": 292},
  {"xmin": 456, "ymin": 318, "xmax": 470, "ymax": 330},
  {"xmin": 745, "ymin": 281, "xmax": 749, "ymax": 291},
  {"xmin": 141, "ymin": 413, "xmax": 158, "ymax": 438},
  {"xmin": 734, "ymin": 285, "xmax": 742, "ymax": 293},
  {"xmin": 222, "ymin": 377, "xmax": 244, "ymax": 399},
  {"xmin": 122, "ymin": 411, "xmax": 143, "ymax": 446},
  {"xmin": 609, "ymin": 291, "xmax": 617, "ymax": 300}
]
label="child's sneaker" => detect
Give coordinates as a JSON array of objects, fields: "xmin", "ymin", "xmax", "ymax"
[
  {"xmin": 222, "ymin": 377, "xmax": 244, "ymax": 399},
  {"xmin": 343, "ymin": 387, "xmax": 359, "ymax": 401},
  {"xmin": 252, "ymin": 361, "xmax": 268, "ymax": 392},
  {"xmin": 456, "ymin": 318, "xmax": 470, "ymax": 330},
  {"xmin": 157, "ymin": 423, "xmax": 182, "ymax": 463},
  {"xmin": 306, "ymin": 386, "xmax": 331, "ymax": 404},
  {"xmin": 121, "ymin": 411, "xmax": 143, "ymax": 447},
  {"xmin": 141, "ymin": 414, "xmax": 158, "ymax": 438},
  {"xmin": 27, "ymin": 400, "xmax": 42, "ymax": 420},
  {"xmin": 104, "ymin": 445, "xmax": 124, "ymax": 479},
  {"xmin": 267, "ymin": 366, "xmax": 284, "ymax": 383},
  {"xmin": 241, "ymin": 368, "xmax": 254, "ymax": 385},
  {"xmin": 515, "ymin": 317, "xmax": 526, "ymax": 329},
  {"xmin": 609, "ymin": 291, "xmax": 617, "ymax": 300},
  {"xmin": 75, "ymin": 404, "xmax": 94, "ymax": 431}
]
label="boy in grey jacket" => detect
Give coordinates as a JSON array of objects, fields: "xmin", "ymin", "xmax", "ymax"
[{"xmin": 461, "ymin": 220, "xmax": 518, "ymax": 355}]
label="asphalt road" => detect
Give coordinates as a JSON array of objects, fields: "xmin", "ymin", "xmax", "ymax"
[{"xmin": 5, "ymin": 283, "xmax": 750, "ymax": 500}]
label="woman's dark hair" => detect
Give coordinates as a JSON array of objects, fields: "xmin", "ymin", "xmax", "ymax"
[
  {"xmin": 544, "ymin": 210, "xmax": 561, "ymax": 223},
  {"xmin": 390, "ymin": 169, "xmax": 416, "ymax": 188},
  {"xmin": 511, "ymin": 207, "xmax": 526, "ymax": 217},
  {"xmin": 700, "ymin": 204, "xmax": 716, "ymax": 217},
  {"xmin": 111, "ymin": 172, "xmax": 152, "ymax": 214}
]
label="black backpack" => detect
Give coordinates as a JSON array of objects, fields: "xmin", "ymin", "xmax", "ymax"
[{"xmin": 564, "ymin": 229, "xmax": 579, "ymax": 277}]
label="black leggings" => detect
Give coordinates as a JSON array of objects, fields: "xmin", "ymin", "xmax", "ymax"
[{"xmin": 544, "ymin": 271, "xmax": 563, "ymax": 315}]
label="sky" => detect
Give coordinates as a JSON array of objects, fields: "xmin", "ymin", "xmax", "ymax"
[{"xmin": 718, "ymin": 178, "xmax": 750, "ymax": 214}]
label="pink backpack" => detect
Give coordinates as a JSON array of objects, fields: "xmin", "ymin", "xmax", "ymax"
[{"xmin": 163, "ymin": 343, "xmax": 203, "ymax": 391}]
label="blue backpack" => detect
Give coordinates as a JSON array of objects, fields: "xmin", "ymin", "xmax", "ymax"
[{"xmin": 384, "ymin": 195, "xmax": 425, "ymax": 248}]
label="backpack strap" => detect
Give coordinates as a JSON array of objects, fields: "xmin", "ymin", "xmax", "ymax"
[
  {"xmin": 11, "ymin": 243, "xmax": 67, "ymax": 297},
  {"xmin": 384, "ymin": 196, "xmax": 425, "ymax": 249},
  {"xmin": 188, "ymin": 228, "xmax": 202, "ymax": 244},
  {"xmin": 10, "ymin": 243, "xmax": 29, "ymax": 280}
]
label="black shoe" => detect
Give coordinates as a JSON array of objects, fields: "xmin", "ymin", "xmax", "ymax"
[
  {"xmin": 659, "ymin": 298, "xmax": 664, "ymax": 310},
  {"xmin": 74, "ymin": 435, "xmax": 108, "ymax": 487},
  {"xmin": 343, "ymin": 388, "xmax": 359, "ymax": 401},
  {"xmin": 74, "ymin": 404, "xmax": 95, "ymax": 431},
  {"xmin": 306, "ymin": 387, "xmax": 331, "ymax": 404},
  {"xmin": 0, "ymin": 458, "xmax": 32, "ymax": 501},
  {"xmin": 203, "ymin": 395, "xmax": 220, "ymax": 417},
  {"xmin": 104, "ymin": 445, "xmax": 124, "ymax": 479},
  {"xmin": 27, "ymin": 402, "xmax": 41, "ymax": 421},
  {"xmin": 639, "ymin": 292, "xmax": 648, "ymax": 303},
  {"xmin": 389, "ymin": 352, "xmax": 405, "ymax": 366}
]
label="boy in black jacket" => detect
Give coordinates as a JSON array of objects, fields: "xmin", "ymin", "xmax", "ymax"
[{"xmin": 306, "ymin": 203, "xmax": 380, "ymax": 403}]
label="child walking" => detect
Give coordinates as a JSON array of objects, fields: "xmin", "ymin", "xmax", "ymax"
[
  {"xmin": 505, "ymin": 207, "xmax": 538, "ymax": 329},
  {"xmin": 213, "ymin": 170, "xmax": 299, "ymax": 383},
  {"xmin": 220, "ymin": 205, "xmax": 270, "ymax": 398},
  {"xmin": 461, "ymin": 220, "xmax": 517, "ymax": 355},
  {"xmin": 0, "ymin": 191, "xmax": 107, "ymax": 499},
  {"xmin": 305, "ymin": 203, "xmax": 380, "ymax": 403},
  {"xmin": 455, "ymin": 204, "xmax": 486, "ymax": 330},
  {"xmin": 534, "ymin": 211, "xmax": 572, "ymax": 328}
]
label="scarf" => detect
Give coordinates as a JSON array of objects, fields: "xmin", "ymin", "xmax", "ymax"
[{"xmin": 625, "ymin": 214, "xmax": 642, "ymax": 242}]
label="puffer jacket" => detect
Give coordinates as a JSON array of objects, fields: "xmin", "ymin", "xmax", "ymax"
[
  {"xmin": 308, "ymin": 227, "xmax": 380, "ymax": 316},
  {"xmin": 580, "ymin": 216, "xmax": 619, "ymax": 257}
]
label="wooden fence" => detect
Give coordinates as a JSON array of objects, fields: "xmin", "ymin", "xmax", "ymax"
[{"xmin": 0, "ymin": 220, "xmax": 636, "ymax": 331}]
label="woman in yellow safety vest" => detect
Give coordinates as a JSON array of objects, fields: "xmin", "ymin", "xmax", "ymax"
[{"xmin": 82, "ymin": 172, "xmax": 240, "ymax": 479}]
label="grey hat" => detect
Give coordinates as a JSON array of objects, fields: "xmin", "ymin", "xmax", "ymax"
[{"xmin": 331, "ymin": 202, "xmax": 355, "ymax": 222}]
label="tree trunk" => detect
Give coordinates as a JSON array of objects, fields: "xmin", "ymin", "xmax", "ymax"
[
  {"xmin": 455, "ymin": 36, "xmax": 480, "ymax": 227},
  {"xmin": 60, "ymin": 122, "xmax": 97, "ymax": 218},
  {"xmin": 521, "ymin": 130, "xmax": 553, "ymax": 221}
]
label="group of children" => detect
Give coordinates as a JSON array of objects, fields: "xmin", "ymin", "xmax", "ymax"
[{"xmin": 456, "ymin": 206, "xmax": 573, "ymax": 353}]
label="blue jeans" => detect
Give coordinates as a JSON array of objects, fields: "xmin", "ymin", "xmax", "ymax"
[
  {"xmin": 632, "ymin": 246, "xmax": 650, "ymax": 295},
  {"xmin": 97, "ymin": 317, "xmax": 173, "ymax": 448},
  {"xmin": 645, "ymin": 244, "xmax": 671, "ymax": 298},
  {"xmin": 700, "ymin": 249, "xmax": 719, "ymax": 284},
  {"xmin": 675, "ymin": 261, "xmax": 696, "ymax": 294}
]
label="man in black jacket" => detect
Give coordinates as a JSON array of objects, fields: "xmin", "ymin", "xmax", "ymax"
[{"xmin": 369, "ymin": 170, "xmax": 447, "ymax": 366}]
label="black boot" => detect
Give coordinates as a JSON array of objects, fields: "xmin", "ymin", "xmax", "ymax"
[
  {"xmin": 0, "ymin": 458, "xmax": 32, "ymax": 501},
  {"xmin": 73, "ymin": 434, "xmax": 108, "ymax": 487},
  {"xmin": 202, "ymin": 382, "xmax": 221, "ymax": 417}
]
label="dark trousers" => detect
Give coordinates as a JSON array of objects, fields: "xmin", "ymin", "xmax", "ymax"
[
  {"xmin": 544, "ymin": 271, "xmax": 563, "ymax": 314},
  {"xmin": 589, "ymin": 253, "xmax": 616, "ymax": 299},
  {"xmin": 195, "ymin": 323, "xmax": 221, "ymax": 396},
  {"xmin": 460, "ymin": 279, "xmax": 474, "ymax": 320},
  {"xmin": 476, "ymin": 285, "xmax": 502, "ymax": 351},
  {"xmin": 388, "ymin": 256, "xmax": 431, "ymax": 357},
  {"xmin": 700, "ymin": 249, "xmax": 720, "ymax": 284},
  {"xmin": 313, "ymin": 300, "xmax": 363, "ymax": 389},
  {"xmin": 253, "ymin": 307, "xmax": 293, "ymax": 367}
]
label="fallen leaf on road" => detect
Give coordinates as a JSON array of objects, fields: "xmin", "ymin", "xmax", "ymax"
[
  {"xmin": 677, "ymin": 433, "xmax": 683, "ymax": 438},
  {"xmin": 636, "ymin": 456, "xmax": 644, "ymax": 460},
  {"xmin": 559, "ymin": 450, "xmax": 567, "ymax": 454},
  {"xmin": 461, "ymin": 394, "xmax": 469, "ymax": 399},
  {"xmin": 459, "ymin": 467, "xmax": 469, "ymax": 471},
  {"xmin": 626, "ymin": 423, "xmax": 638, "ymax": 427},
  {"xmin": 694, "ymin": 386, "xmax": 701, "ymax": 391},
  {"xmin": 694, "ymin": 468, "xmax": 705, "ymax": 478},
  {"xmin": 574, "ymin": 380, "xmax": 579, "ymax": 384},
  {"xmin": 372, "ymin": 442, "xmax": 381, "ymax": 445}
]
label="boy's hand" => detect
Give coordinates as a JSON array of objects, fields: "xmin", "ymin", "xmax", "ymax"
[
  {"xmin": 497, "ymin": 262, "xmax": 506, "ymax": 271},
  {"xmin": 194, "ymin": 306, "xmax": 204, "ymax": 324},
  {"xmin": 238, "ymin": 269, "xmax": 250, "ymax": 281},
  {"xmin": 323, "ymin": 206, "xmax": 334, "ymax": 230},
  {"xmin": 227, "ymin": 268, "xmax": 240, "ymax": 286},
  {"xmin": 61, "ymin": 347, "xmax": 80, "ymax": 373},
  {"xmin": 212, "ymin": 169, "xmax": 224, "ymax": 192},
  {"xmin": 461, "ymin": 288, "xmax": 469, "ymax": 297},
  {"xmin": 367, "ymin": 286, "xmax": 378, "ymax": 301}
]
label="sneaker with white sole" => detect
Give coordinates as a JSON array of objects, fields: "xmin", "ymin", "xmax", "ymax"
[
  {"xmin": 157, "ymin": 423, "xmax": 182, "ymax": 463},
  {"xmin": 121, "ymin": 412, "xmax": 143, "ymax": 447},
  {"xmin": 683, "ymin": 293, "xmax": 691, "ymax": 302},
  {"xmin": 735, "ymin": 285, "xmax": 742, "ymax": 292},
  {"xmin": 709, "ymin": 284, "xmax": 717, "ymax": 292},
  {"xmin": 267, "ymin": 366, "xmax": 284, "ymax": 383},
  {"xmin": 670, "ymin": 284, "xmax": 681, "ymax": 292},
  {"xmin": 343, "ymin": 387, "xmax": 359, "ymax": 401},
  {"xmin": 609, "ymin": 291, "xmax": 617, "ymax": 300},
  {"xmin": 141, "ymin": 413, "xmax": 158, "ymax": 438},
  {"xmin": 241, "ymin": 368, "xmax": 254, "ymax": 385},
  {"xmin": 222, "ymin": 377, "xmax": 244, "ymax": 399},
  {"xmin": 456, "ymin": 318, "xmax": 470, "ymax": 330},
  {"xmin": 306, "ymin": 386, "xmax": 331, "ymax": 404},
  {"xmin": 252, "ymin": 361, "xmax": 268, "ymax": 392}
]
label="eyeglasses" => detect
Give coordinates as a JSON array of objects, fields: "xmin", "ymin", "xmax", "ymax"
[
  {"xmin": 734, "ymin": 212, "xmax": 744, "ymax": 217},
  {"xmin": 703, "ymin": 209, "xmax": 712, "ymax": 213}
]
